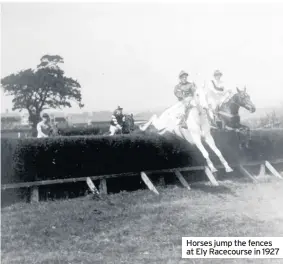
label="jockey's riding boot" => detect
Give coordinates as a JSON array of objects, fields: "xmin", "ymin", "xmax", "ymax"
[{"xmin": 209, "ymin": 114, "xmax": 217, "ymax": 129}]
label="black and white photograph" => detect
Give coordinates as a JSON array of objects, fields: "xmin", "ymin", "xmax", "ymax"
[{"xmin": 1, "ymin": 1, "xmax": 283, "ymax": 263}]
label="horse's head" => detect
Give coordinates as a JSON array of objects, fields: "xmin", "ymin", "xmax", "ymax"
[{"xmin": 235, "ymin": 87, "xmax": 256, "ymax": 113}]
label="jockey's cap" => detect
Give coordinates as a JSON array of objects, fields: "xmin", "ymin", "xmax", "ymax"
[
  {"xmin": 41, "ymin": 113, "xmax": 50, "ymax": 119},
  {"xmin": 179, "ymin": 71, "xmax": 189, "ymax": 78},
  {"xmin": 116, "ymin": 106, "xmax": 123, "ymax": 110},
  {"xmin": 214, "ymin": 70, "xmax": 223, "ymax": 76}
]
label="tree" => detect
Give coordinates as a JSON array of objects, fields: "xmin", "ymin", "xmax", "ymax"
[{"xmin": 1, "ymin": 55, "xmax": 84, "ymax": 135}]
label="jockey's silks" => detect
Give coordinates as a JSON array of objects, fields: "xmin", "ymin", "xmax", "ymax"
[
  {"xmin": 110, "ymin": 114, "xmax": 125, "ymax": 126},
  {"xmin": 174, "ymin": 82, "xmax": 196, "ymax": 101}
]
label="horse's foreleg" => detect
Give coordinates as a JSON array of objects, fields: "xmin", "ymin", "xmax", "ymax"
[
  {"xmin": 139, "ymin": 115, "xmax": 157, "ymax": 131},
  {"xmin": 204, "ymin": 133, "xmax": 233, "ymax": 173},
  {"xmin": 172, "ymin": 126, "xmax": 183, "ymax": 138},
  {"xmin": 189, "ymin": 131, "xmax": 217, "ymax": 173}
]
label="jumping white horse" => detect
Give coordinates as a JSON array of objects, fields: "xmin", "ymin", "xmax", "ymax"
[{"xmin": 139, "ymin": 86, "xmax": 233, "ymax": 173}]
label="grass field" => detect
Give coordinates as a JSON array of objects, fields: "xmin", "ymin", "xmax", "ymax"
[{"xmin": 2, "ymin": 177, "xmax": 283, "ymax": 264}]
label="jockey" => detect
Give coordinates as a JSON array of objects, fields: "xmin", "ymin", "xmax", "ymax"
[
  {"xmin": 109, "ymin": 106, "xmax": 126, "ymax": 135},
  {"xmin": 207, "ymin": 70, "xmax": 232, "ymax": 111},
  {"xmin": 174, "ymin": 71, "xmax": 196, "ymax": 127}
]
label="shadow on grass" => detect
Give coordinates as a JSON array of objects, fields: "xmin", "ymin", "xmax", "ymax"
[{"xmin": 190, "ymin": 182, "xmax": 238, "ymax": 198}]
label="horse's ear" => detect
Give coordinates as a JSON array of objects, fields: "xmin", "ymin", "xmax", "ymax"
[
  {"xmin": 244, "ymin": 86, "xmax": 246, "ymax": 92},
  {"xmin": 236, "ymin": 87, "xmax": 240, "ymax": 93}
]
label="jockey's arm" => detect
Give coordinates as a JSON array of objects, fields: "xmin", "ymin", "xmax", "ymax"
[
  {"xmin": 209, "ymin": 80, "xmax": 225, "ymax": 93},
  {"xmin": 174, "ymin": 85, "xmax": 184, "ymax": 101},
  {"xmin": 220, "ymin": 85, "xmax": 232, "ymax": 97},
  {"xmin": 182, "ymin": 83, "xmax": 196, "ymax": 105},
  {"xmin": 191, "ymin": 82, "xmax": 197, "ymax": 93}
]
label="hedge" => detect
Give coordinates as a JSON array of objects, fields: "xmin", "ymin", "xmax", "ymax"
[
  {"xmin": 1, "ymin": 130, "xmax": 255, "ymax": 185},
  {"xmin": 247, "ymin": 129, "xmax": 283, "ymax": 161},
  {"xmin": 1, "ymin": 122, "xmax": 141, "ymax": 137},
  {"xmin": 1, "ymin": 139, "xmax": 21, "ymax": 184},
  {"xmin": 57, "ymin": 123, "xmax": 141, "ymax": 136},
  {"xmin": 1, "ymin": 125, "xmax": 109, "ymax": 137},
  {"xmin": 57, "ymin": 125, "xmax": 109, "ymax": 136},
  {"xmin": 1, "ymin": 128, "xmax": 31, "ymax": 133}
]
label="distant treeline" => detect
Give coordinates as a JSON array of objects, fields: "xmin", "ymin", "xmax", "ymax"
[{"xmin": 243, "ymin": 110, "xmax": 283, "ymax": 129}]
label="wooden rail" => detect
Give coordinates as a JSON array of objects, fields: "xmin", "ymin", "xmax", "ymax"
[
  {"xmin": 2, "ymin": 159, "xmax": 283, "ymax": 190},
  {"xmin": 2, "ymin": 159, "xmax": 283, "ymax": 202}
]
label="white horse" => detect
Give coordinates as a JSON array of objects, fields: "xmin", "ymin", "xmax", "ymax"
[{"xmin": 139, "ymin": 87, "xmax": 233, "ymax": 173}]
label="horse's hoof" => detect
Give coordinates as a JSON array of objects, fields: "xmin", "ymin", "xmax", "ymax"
[{"xmin": 225, "ymin": 167, "xmax": 233, "ymax": 173}]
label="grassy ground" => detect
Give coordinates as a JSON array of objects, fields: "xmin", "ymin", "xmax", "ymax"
[{"xmin": 2, "ymin": 177, "xmax": 283, "ymax": 264}]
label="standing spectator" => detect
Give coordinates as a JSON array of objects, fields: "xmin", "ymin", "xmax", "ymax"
[{"xmin": 37, "ymin": 113, "xmax": 52, "ymax": 138}]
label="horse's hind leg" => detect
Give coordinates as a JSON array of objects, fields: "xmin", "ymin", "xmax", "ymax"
[
  {"xmin": 187, "ymin": 130, "xmax": 217, "ymax": 173},
  {"xmin": 204, "ymin": 133, "xmax": 233, "ymax": 173}
]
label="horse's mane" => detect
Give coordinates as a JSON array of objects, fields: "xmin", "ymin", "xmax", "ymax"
[{"xmin": 221, "ymin": 90, "xmax": 237, "ymax": 106}]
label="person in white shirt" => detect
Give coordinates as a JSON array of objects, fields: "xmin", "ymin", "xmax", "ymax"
[
  {"xmin": 37, "ymin": 113, "xmax": 52, "ymax": 138},
  {"xmin": 206, "ymin": 70, "xmax": 232, "ymax": 112}
]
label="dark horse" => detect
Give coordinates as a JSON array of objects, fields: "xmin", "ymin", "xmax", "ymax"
[
  {"xmin": 215, "ymin": 87, "xmax": 256, "ymax": 130},
  {"xmin": 122, "ymin": 114, "xmax": 135, "ymax": 134},
  {"xmin": 104, "ymin": 114, "xmax": 136, "ymax": 136},
  {"xmin": 214, "ymin": 87, "xmax": 256, "ymax": 148},
  {"xmin": 48, "ymin": 123, "xmax": 61, "ymax": 137}
]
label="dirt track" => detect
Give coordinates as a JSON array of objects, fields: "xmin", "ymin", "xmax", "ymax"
[{"xmin": 2, "ymin": 178, "xmax": 283, "ymax": 264}]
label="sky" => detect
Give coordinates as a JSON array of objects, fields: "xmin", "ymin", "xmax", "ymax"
[{"xmin": 1, "ymin": 2, "xmax": 283, "ymax": 114}]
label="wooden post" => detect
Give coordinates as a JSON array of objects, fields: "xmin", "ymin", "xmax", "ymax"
[
  {"xmin": 86, "ymin": 177, "xmax": 100, "ymax": 195},
  {"xmin": 174, "ymin": 170, "xmax": 191, "ymax": 190},
  {"xmin": 204, "ymin": 167, "xmax": 219, "ymax": 186},
  {"xmin": 30, "ymin": 186, "xmax": 39, "ymax": 203},
  {"xmin": 239, "ymin": 165, "xmax": 257, "ymax": 182},
  {"xmin": 141, "ymin": 172, "xmax": 159, "ymax": 195},
  {"xmin": 265, "ymin": 161, "xmax": 283, "ymax": 179},
  {"xmin": 158, "ymin": 176, "xmax": 165, "ymax": 186},
  {"xmin": 258, "ymin": 163, "xmax": 266, "ymax": 176},
  {"xmin": 99, "ymin": 179, "xmax": 107, "ymax": 195}
]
